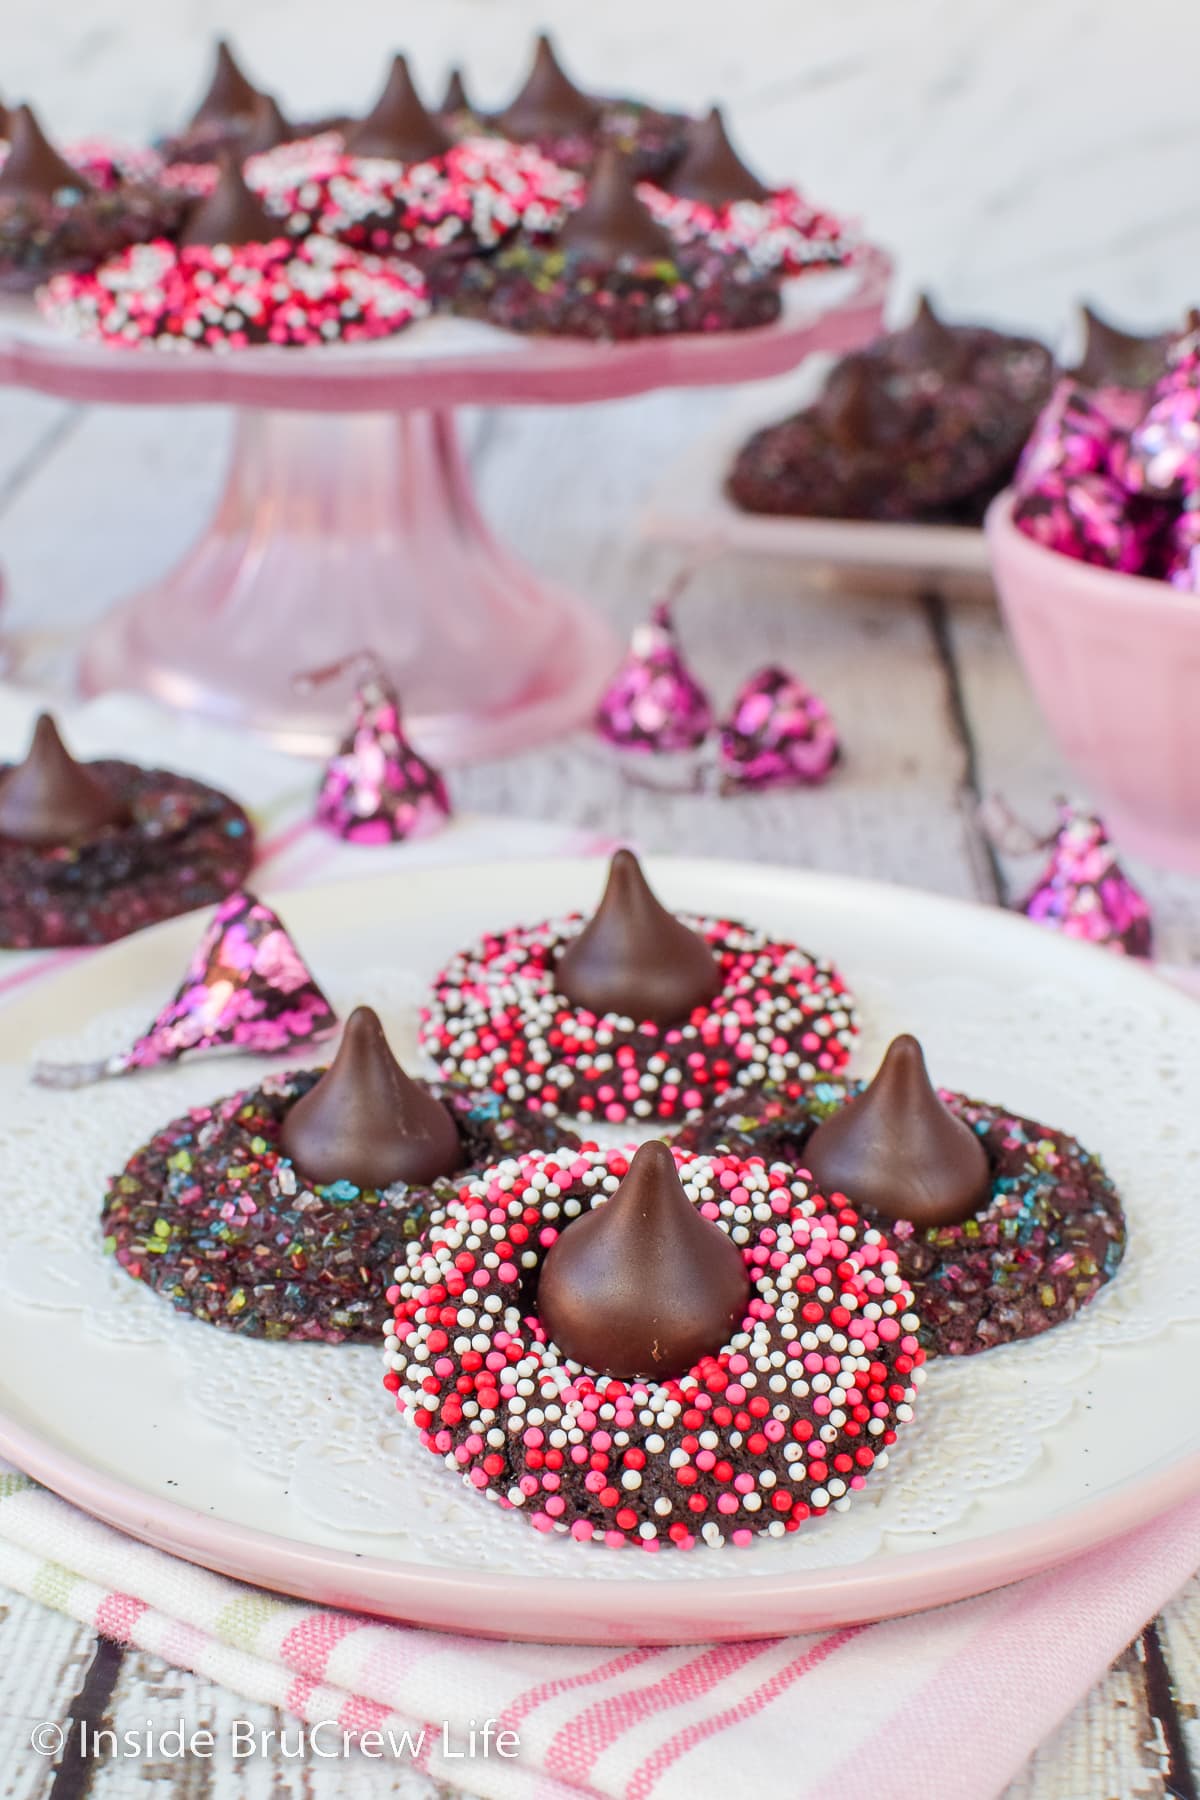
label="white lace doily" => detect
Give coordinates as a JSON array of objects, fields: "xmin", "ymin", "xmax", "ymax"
[{"xmin": 2, "ymin": 952, "xmax": 1199, "ymax": 1583}]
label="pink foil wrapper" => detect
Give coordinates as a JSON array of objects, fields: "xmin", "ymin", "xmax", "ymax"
[
  {"xmin": 1019, "ymin": 808, "xmax": 1152, "ymax": 958},
  {"xmin": 317, "ymin": 670, "xmax": 451, "ymax": 844},
  {"xmin": 1014, "ymin": 379, "xmax": 1125, "ymax": 492},
  {"xmin": 1012, "ymin": 470, "xmax": 1158, "ymax": 573},
  {"xmin": 718, "ymin": 665, "xmax": 839, "ymax": 792},
  {"xmin": 33, "ymin": 890, "xmax": 338, "ymax": 1087},
  {"xmin": 1164, "ymin": 501, "xmax": 1200, "ymax": 593},
  {"xmin": 595, "ymin": 602, "xmax": 713, "ymax": 755},
  {"xmin": 1121, "ymin": 376, "xmax": 1200, "ymax": 497}
]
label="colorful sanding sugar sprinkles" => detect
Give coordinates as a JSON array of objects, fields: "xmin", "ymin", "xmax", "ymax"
[
  {"xmin": 676, "ymin": 1085, "xmax": 1126, "ymax": 1359},
  {"xmin": 384, "ymin": 1143, "xmax": 924, "ymax": 1547},
  {"xmin": 34, "ymin": 890, "xmax": 337, "ymax": 1087},
  {"xmin": 419, "ymin": 910, "xmax": 856, "ymax": 1123},
  {"xmin": 102, "ymin": 1069, "xmax": 579, "ymax": 1343}
]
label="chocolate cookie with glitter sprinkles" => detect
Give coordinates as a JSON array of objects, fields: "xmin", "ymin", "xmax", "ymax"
[
  {"xmin": 441, "ymin": 231, "xmax": 780, "ymax": 341},
  {"xmin": 0, "ymin": 761, "xmax": 254, "ymax": 949},
  {"xmin": 383, "ymin": 1142, "xmax": 924, "ymax": 1549},
  {"xmin": 674, "ymin": 1086, "xmax": 1126, "ymax": 1358},
  {"xmin": 102, "ymin": 1071, "xmax": 580, "ymax": 1343},
  {"xmin": 418, "ymin": 914, "xmax": 856, "ymax": 1126}
]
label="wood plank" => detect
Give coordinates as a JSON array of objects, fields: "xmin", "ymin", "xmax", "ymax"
[
  {"xmin": 91, "ymin": 1648, "xmax": 457, "ymax": 1798},
  {"xmin": 1155, "ymin": 1576, "xmax": 1200, "ymax": 1793},
  {"xmin": 1001, "ymin": 1640, "xmax": 1167, "ymax": 1800},
  {"xmin": 0, "ymin": 1590, "xmax": 98, "ymax": 1800},
  {"xmin": 460, "ymin": 399, "xmax": 989, "ymax": 900}
]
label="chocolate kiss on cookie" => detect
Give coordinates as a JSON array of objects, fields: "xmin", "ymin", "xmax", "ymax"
[
  {"xmin": 559, "ymin": 148, "xmax": 676, "ymax": 263},
  {"xmin": 804, "ymin": 1033, "xmax": 991, "ymax": 1229},
  {"xmin": 188, "ymin": 38, "xmax": 261, "ymax": 131},
  {"xmin": 440, "ymin": 68, "xmax": 471, "ymax": 117},
  {"xmin": 0, "ymin": 100, "xmax": 12, "ymax": 140},
  {"xmin": 0, "ymin": 713, "xmax": 129, "ymax": 846},
  {"xmin": 820, "ymin": 358, "xmax": 904, "ymax": 451},
  {"xmin": 180, "ymin": 155, "xmax": 280, "ymax": 247},
  {"xmin": 664, "ymin": 106, "xmax": 771, "ymax": 207},
  {"xmin": 538, "ymin": 1140, "xmax": 750, "ymax": 1379},
  {"xmin": 280, "ymin": 1005, "xmax": 460, "ymax": 1190},
  {"xmin": 240, "ymin": 93, "xmax": 292, "ymax": 158},
  {"xmin": 345, "ymin": 53, "xmax": 450, "ymax": 163},
  {"xmin": 556, "ymin": 848, "xmax": 720, "ymax": 1026},
  {"xmin": 888, "ymin": 294, "xmax": 972, "ymax": 377},
  {"xmin": 0, "ymin": 106, "xmax": 88, "ymax": 199},
  {"xmin": 498, "ymin": 32, "xmax": 603, "ymax": 140},
  {"xmin": 1071, "ymin": 303, "xmax": 1169, "ymax": 391}
]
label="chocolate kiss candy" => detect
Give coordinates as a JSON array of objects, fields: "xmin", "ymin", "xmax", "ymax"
[
  {"xmin": 280, "ymin": 1005, "xmax": 461, "ymax": 1190},
  {"xmin": 804, "ymin": 1034, "xmax": 991, "ymax": 1229},
  {"xmin": 240, "ymin": 93, "xmax": 292, "ymax": 158},
  {"xmin": 889, "ymin": 293, "xmax": 971, "ymax": 376},
  {"xmin": 820, "ymin": 357, "xmax": 902, "ymax": 451},
  {"xmin": 1069, "ymin": 303, "xmax": 1172, "ymax": 392},
  {"xmin": 0, "ymin": 106, "xmax": 89, "ymax": 200},
  {"xmin": 188, "ymin": 38, "xmax": 261, "ymax": 130},
  {"xmin": 664, "ymin": 106, "xmax": 771, "ymax": 207},
  {"xmin": 498, "ymin": 32, "xmax": 603, "ymax": 140},
  {"xmin": 0, "ymin": 713, "xmax": 128, "ymax": 846},
  {"xmin": 180, "ymin": 154, "xmax": 280, "ymax": 247},
  {"xmin": 537, "ymin": 1140, "xmax": 750, "ymax": 1380},
  {"xmin": 345, "ymin": 54, "xmax": 451, "ymax": 163},
  {"xmin": 440, "ymin": 68, "xmax": 471, "ymax": 117},
  {"xmin": 556, "ymin": 848, "xmax": 720, "ymax": 1026},
  {"xmin": 559, "ymin": 147, "xmax": 676, "ymax": 264},
  {"xmin": 0, "ymin": 100, "xmax": 11, "ymax": 139}
]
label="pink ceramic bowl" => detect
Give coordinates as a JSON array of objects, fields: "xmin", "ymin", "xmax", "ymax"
[{"xmin": 986, "ymin": 489, "xmax": 1200, "ymax": 873}]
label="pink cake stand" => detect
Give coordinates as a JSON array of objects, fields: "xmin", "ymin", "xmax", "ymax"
[{"xmin": 0, "ymin": 251, "xmax": 889, "ymax": 759}]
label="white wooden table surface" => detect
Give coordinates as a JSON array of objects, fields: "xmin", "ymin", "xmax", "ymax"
[{"xmin": 0, "ymin": 379, "xmax": 1197, "ymax": 1800}]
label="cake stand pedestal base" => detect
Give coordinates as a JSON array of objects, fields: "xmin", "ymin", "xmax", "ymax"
[{"xmin": 79, "ymin": 407, "xmax": 618, "ymax": 761}]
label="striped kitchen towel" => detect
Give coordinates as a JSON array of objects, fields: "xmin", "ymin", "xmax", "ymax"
[{"xmin": 0, "ymin": 1465, "xmax": 1197, "ymax": 1800}]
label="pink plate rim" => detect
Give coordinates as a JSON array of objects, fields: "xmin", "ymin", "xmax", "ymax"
[
  {"xmin": 1, "ymin": 1404, "xmax": 1196, "ymax": 1644},
  {"xmin": 0, "ymin": 249, "xmax": 890, "ymax": 412}
]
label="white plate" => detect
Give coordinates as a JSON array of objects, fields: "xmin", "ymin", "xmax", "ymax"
[{"xmin": 0, "ymin": 859, "xmax": 1194, "ymax": 1644}]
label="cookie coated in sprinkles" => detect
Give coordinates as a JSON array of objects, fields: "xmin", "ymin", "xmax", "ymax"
[
  {"xmin": 676, "ymin": 1084, "xmax": 1127, "ymax": 1357},
  {"xmin": 384, "ymin": 1144, "xmax": 924, "ymax": 1548},
  {"xmin": 418, "ymin": 912, "xmax": 857, "ymax": 1124}
]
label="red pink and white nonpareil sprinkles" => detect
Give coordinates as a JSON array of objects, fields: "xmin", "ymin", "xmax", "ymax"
[
  {"xmin": 246, "ymin": 133, "xmax": 583, "ymax": 256},
  {"xmin": 418, "ymin": 915, "xmax": 857, "ymax": 1125},
  {"xmin": 38, "ymin": 234, "xmax": 428, "ymax": 350},
  {"xmin": 384, "ymin": 1144, "xmax": 925, "ymax": 1549}
]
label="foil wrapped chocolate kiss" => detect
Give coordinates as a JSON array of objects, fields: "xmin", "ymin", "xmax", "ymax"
[
  {"xmin": 804, "ymin": 1034, "xmax": 991, "ymax": 1230},
  {"xmin": 33, "ymin": 890, "xmax": 337, "ymax": 1087},
  {"xmin": 556, "ymin": 848, "xmax": 720, "ymax": 1026},
  {"xmin": 537, "ymin": 1140, "xmax": 751, "ymax": 1379},
  {"xmin": 280, "ymin": 1004, "xmax": 460, "ymax": 1190}
]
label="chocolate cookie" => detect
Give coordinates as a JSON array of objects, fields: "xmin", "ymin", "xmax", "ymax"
[
  {"xmin": 420, "ymin": 905, "xmax": 855, "ymax": 1125},
  {"xmin": 103, "ymin": 1071, "xmax": 579, "ymax": 1343},
  {"xmin": 384, "ymin": 1143, "xmax": 924, "ymax": 1548},
  {"xmin": 728, "ymin": 298, "xmax": 1054, "ymax": 522},
  {"xmin": 675, "ymin": 1085, "xmax": 1125, "ymax": 1357},
  {"xmin": 0, "ymin": 759, "xmax": 254, "ymax": 948}
]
